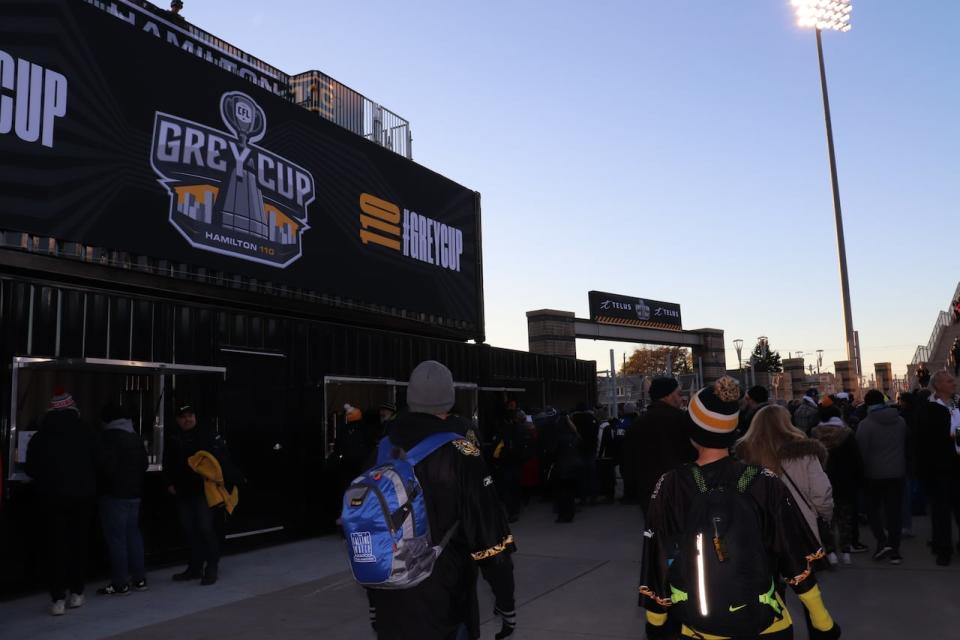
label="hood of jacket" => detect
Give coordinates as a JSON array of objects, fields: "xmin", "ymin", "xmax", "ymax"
[
  {"xmin": 103, "ymin": 418, "xmax": 135, "ymax": 433},
  {"xmin": 810, "ymin": 420, "xmax": 853, "ymax": 449},
  {"xmin": 777, "ymin": 437, "xmax": 827, "ymax": 466},
  {"xmin": 387, "ymin": 412, "xmax": 457, "ymax": 451},
  {"xmin": 864, "ymin": 405, "xmax": 901, "ymax": 426}
]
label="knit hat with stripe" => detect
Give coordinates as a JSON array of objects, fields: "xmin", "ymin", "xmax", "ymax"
[
  {"xmin": 687, "ymin": 376, "xmax": 741, "ymax": 448},
  {"xmin": 48, "ymin": 387, "xmax": 78, "ymax": 413}
]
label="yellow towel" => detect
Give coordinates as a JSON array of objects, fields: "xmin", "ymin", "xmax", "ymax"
[{"xmin": 187, "ymin": 450, "xmax": 239, "ymax": 514}]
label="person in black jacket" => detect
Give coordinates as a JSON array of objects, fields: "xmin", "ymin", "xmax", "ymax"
[
  {"xmin": 633, "ymin": 377, "xmax": 696, "ymax": 517},
  {"xmin": 25, "ymin": 389, "xmax": 97, "ymax": 615},
  {"xmin": 163, "ymin": 404, "xmax": 229, "ymax": 585},
  {"xmin": 368, "ymin": 360, "xmax": 515, "ymax": 640},
  {"xmin": 96, "ymin": 404, "xmax": 148, "ymax": 595},
  {"xmin": 916, "ymin": 370, "xmax": 960, "ymax": 565}
]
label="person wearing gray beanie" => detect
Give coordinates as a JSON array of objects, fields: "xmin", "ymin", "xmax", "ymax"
[
  {"xmin": 369, "ymin": 361, "xmax": 517, "ymax": 639},
  {"xmin": 407, "ymin": 360, "xmax": 455, "ymax": 415}
]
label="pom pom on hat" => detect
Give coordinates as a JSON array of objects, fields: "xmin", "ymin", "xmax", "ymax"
[
  {"xmin": 344, "ymin": 404, "xmax": 363, "ymax": 423},
  {"xmin": 687, "ymin": 376, "xmax": 742, "ymax": 448}
]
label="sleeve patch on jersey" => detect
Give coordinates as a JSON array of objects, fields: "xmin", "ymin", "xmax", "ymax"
[{"xmin": 452, "ymin": 439, "xmax": 481, "ymax": 457}]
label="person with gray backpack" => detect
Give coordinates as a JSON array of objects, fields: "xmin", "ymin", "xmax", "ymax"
[{"xmin": 342, "ymin": 360, "xmax": 516, "ymax": 639}]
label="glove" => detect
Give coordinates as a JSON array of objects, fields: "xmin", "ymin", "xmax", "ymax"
[{"xmin": 808, "ymin": 622, "xmax": 842, "ymax": 639}]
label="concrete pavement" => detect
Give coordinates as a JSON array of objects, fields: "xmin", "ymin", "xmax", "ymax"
[{"xmin": 2, "ymin": 500, "xmax": 958, "ymax": 639}]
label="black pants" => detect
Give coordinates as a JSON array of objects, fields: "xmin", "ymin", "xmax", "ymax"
[
  {"xmin": 597, "ymin": 459, "xmax": 616, "ymax": 500},
  {"xmin": 176, "ymin": 494, "xmax": 220, "ymax": 571},
  {"xmin": 44, "ymin": 496, "xmax": 94, "ymax": 602},
  {"xmin": 864, "ymin": 478, "xmax": 904, "ymax": 552},
  {"xmin": 927, "ymin": 472, "xmax": 960, "ymax": 557},
  {"xmin": 554, "ymin": 476, "xmax": 577, "ymax": 522}
]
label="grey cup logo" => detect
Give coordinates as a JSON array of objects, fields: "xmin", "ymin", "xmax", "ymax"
[
  {"xmin": 151, "ymin": 91, "xmax": 315, "ymax": 268},
  {"xmin": 635, "ymin": 299, "xmax": 651, "ymax": 321}
]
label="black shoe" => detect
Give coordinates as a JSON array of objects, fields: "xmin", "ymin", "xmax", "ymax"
[
  {"xmin": 96, "ymin": 583, "xmax": 130, "ymax": 596},
  {"xmin": 873, "ymin": 546, "xmax": 893, "ymax": 561},
  {"xmin": 848, "ymin": 542, "xmax": 869, "ymax": 554},
  {"xmin": 200, "ymin": 567, "xmax": 218, "ymax": 586},
  {"xmin": 888, "ymin": 552, "xmax": 903, "ymax": 565},
  {"xmin": 131, "ymin": 579, "xmax": 149, "ymax": 592},
  {"xmin": 936, "ymin": 553, "xmax": 951, "ymax": 566},
  {"xmin": 172, "ymin": 568, "xmax": 202, "ymax": 582}
]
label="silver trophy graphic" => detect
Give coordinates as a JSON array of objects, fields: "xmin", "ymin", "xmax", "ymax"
[{"xmin": 217, "ymin": 92, "xmax": 269, "ymax": 238}]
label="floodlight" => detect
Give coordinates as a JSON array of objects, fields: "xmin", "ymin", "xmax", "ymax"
[{"xmin": 791, "ymin": 0, "xmax": 852, "ymax": 32}]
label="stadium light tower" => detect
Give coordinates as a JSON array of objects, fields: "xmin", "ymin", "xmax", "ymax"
[{"xmin": 790, "ymin": 0, "xmax": 856, "ymax": 365}]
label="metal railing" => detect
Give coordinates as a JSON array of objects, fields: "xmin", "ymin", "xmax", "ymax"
[
  {"xmin": 290, "ymin": 71, "xmax": 412, "ymax": 159},
  {"xmin": 910, "ymin": 281, "xmax": 960, "ymax": 365},
  {"xmin": 0, "ymin": 232, "xmax": 473, "ymax": 333}
]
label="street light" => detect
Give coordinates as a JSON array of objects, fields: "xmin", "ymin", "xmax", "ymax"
[
  {"xmin": 733, "ymin": 338, "xmax": 744, "ymax": 386},
  {"xmin": 789, "ymin": 0, "xmax": 857, "ymax": 365}
]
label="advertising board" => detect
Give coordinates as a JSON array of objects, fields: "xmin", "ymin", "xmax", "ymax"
[
  {"xmin": 0, "ymin": 0, "xmax": 482, "ymax": 330},
  {"xmin": 588, "ymin": 291, "xmax": 682, "ymax": 331}
]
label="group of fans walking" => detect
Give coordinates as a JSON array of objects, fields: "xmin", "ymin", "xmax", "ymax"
[{"xmin": 22, "ymin": 357, "xmax": 960, "ymax": 639}]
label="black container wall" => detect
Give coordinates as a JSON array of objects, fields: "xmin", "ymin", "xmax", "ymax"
[{"xmin": 0, "ymin": 274, "xmax": 595, "ymax": 595}]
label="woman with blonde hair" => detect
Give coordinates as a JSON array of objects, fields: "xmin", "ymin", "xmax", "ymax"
[{"xmin": 736, "ymin": 405, "xmax": 835, "ymax": 557}]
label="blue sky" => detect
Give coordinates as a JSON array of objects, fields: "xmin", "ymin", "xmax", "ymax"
[{"xmin": 183, "ymin": 0, "xmax": 959, "ymax": 379}]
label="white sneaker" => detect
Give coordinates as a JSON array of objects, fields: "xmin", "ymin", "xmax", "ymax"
[
  {"xmin": 827, "ymin": 552, "xmax": 839, "ymax": 566},
  {"xmin": 67, "ymin": 593, "xmax": 85, "ymax": 609},
  {"xmin": 840, "ymin": 552, "xmax": 852, "ymax": 565},
  {"xmin": 50, "ymin": 600, "xmax": 66, "ymax": 616}
]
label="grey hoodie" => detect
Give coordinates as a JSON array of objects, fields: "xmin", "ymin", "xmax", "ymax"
[{"xmin": 855, "ymin": 406, "xmax": 906, "ymax": 480}]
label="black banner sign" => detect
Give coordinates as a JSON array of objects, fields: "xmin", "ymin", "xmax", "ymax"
[
  {"xmin": 588, "ymin": 291, "xmax": 682, "ymax": 331},
  {"xmin": 0, "ymin": 0, "xmax": 481, "ymax": 331}
]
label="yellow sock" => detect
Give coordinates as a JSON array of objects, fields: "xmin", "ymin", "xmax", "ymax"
[{"xmin": 798, "ymin": 585, "xmax": 834, "ymax": 631}]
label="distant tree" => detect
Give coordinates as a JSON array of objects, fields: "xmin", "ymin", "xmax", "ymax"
[
  {"xmin": 620, "ymin": 346, "xmax": 692, "ymax": 377},
  {"xmin": 745, "ymin": 339, "xmax": 782, "ymax": 373}
]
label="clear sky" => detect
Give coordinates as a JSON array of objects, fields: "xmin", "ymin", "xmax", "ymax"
[{"xmin": 181, "ymin": 0, "xmax": 959, "ymax": 379}]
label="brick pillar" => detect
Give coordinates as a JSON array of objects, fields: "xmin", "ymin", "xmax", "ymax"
[
  {"xmin": 526, "ymin": 309, "xmax": 576, "ymax": 358},
  {"xmin": 834, "ymin": 360, "xmax": 860, "ymax": 401},
  {"xmin": 874, "ymin": 362, "xmax": 893, "ymax": 397},
  {"xmin": 691, "ymin": 328, "xmax": 727, "ymax": 388},
  {"xmin": 782, "ymin": 358, "xmax": 806, "ymax": 400}
]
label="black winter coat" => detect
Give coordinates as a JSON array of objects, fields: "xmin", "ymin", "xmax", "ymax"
[
  {"xmin": 810, "ymin": 421, "xmax": 862, "ymax": 501},
  {"xmin": 369, "ymin": 412, "xmax": 514, "ymax": 640},
  {"xmin": 98, "ymin": 420, "xmax": 148, "ymax": 499},
  {"xmin": 916, "ymin": 399, "xmax": 958, "ymax": 477},
  {"xmin": 633, "ymin": 401, "xmax": 696, "ymax": 508},
  {"xmin": 25, "ymin": 409, "xmax": 97, "ymax": 500}
]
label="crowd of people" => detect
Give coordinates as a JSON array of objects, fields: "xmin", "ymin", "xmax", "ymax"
[
  {"xmin": 24, "ymin": 392, "xmax": 239, "ymax": 616},
  {"xmin": 21, "ymin": 360, "xmax": 960, "ymax": 638}
]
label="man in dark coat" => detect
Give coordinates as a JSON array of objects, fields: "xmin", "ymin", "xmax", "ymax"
[
  {"xmin": 632, "ymin": 377, "xmax": 696, "ymax": 516},
  {"xmin": 917, "ymin": 370, "xmax": 960, "ymax": 565},
  {"xmin": 737, "ymin": 385, "xmax": 770, "ymax": 437},
  {"xmin": 163, "ymin": 404, "xmax": 231, "ymax": 585},
  {"xmin": 25, "ymin": 389, "xmax": 97, "ymax": 615},
  {"xmin": 96, "ymin": 403, "xmax": 149, "ymax": 595},
  {"xmin": 614, "ymin": 402, "xmax": 640, "ymax": 503},
  {"xmin": 369, "ymin": 360, "xmax": 516, "ymax": 640}
]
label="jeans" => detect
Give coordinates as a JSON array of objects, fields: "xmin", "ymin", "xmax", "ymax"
[
  {"xmin": 99, "ymin": 497, "xmax": 146, "ymax": 587},
  {"xmin": 176, "ymin": 494, "xmax": 220, "ymax": 571},
  {"xmin": 864, "ymin": 478, "xmax": 905, "ymax": 552},
  {"xmin": 44, "ymin": 497, "xmax": 94, "ymax": 602}
]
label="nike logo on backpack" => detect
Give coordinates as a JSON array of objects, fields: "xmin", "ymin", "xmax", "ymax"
[{"xmin": 728, "ymin": 604, "xmax": 747, "ymax": 612}]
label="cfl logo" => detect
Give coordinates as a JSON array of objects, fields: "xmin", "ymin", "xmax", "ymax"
[{"xmin": 0, "ymin": 50, "xmax": 68, "ymax": 149}]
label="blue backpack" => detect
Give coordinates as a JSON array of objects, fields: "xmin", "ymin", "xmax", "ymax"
[{"xmin": 341, "ymin": 431, "xmax": 461, "ymax": 589}]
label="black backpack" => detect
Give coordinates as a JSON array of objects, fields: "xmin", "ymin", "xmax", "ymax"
[{"xmin": 665, "ymin": 463, "xmax": 783, "ymax": 637}]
